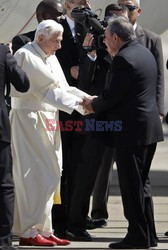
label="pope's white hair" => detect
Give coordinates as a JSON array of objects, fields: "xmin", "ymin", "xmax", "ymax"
[{"xmin": 34, "ymin": 19, "xmax": 64, "ymax": 41}]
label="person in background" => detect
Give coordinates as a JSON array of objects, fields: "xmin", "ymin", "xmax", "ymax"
[
  {"xmin": 12, "ymin": 0, "xmax": 63, "ymax": 53},
  {"xmin": 52, "ymin": 0, "xmax": 91, "ymax": 239},
  {"xmin": 64, "ymin": 3, "xmax": 128, "ymax": 241},
  {"xmin": 10, "ymin": 19, "xmax": 90, "ymax": 247},
  {"xmin": 82, "ymin": 16, "xmax": 163, "ymax": 249},
  {"xmin": 0, "ymin": 43, "xmax": 29, "ymax": 250},
  {"xmin": 104, "ymin": 3, "xmax": 128, "ymax": 18},
  {"xmin": 118, "ymin": 0, "xmax": 164, "ymax": 120},
  {"xmin": 89, "ymin": 3, "xmax": 128, "ymax": 228}
]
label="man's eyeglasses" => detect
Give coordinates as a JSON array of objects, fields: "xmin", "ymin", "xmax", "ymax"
[{"xmin": 125, "ymin": 5, "xmax": 138, "ymax": 11}]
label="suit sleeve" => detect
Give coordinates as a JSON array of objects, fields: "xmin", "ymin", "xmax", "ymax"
[
  {"xmin": 152, "ymin": 36, "xmax": 164, "ymax": 115},
  {"xmin": 12, "ymin": 35, "xmax": 26, "ymax": 54},
  {"xmin": 6, "ymin": 46, "xmax": 30, "ymax": 92},
  {"xmin": 92, "ymin": 56, "xmax": 134, "ymax": 114},
  {"xmin": 78, "ymin": 53, "xmax": 97, "ymax": 91}
]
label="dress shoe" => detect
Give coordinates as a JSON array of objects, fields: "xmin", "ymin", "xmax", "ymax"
[
  {"xmin": 44, "ymin": 234, "xmax": 70, "ymax": 245},
  {"xmin": 66, "ymin": 230, "xmax": 92, "ymax": 241},
  {"xmin": 165, "ymin": 231, "xmax": 168, "ymax": 236},
  {"xmin": 108, "ymin": 239, "xmax": 149, "ymax": 249},
  {"xmin": 54, "ymin": 228, "xmax": 67, "ymax": 239},
  {"xmin": 0, "ymin": 246, "xmax": 17, "ymax": 250},
  {"xmin": 86, "ymin": 217, "xmax": 107, "ymax": 229},
  {"xmin": 19, "ymin": 234, "xmax": 56, "ymax": 246},
  {"xmin": 150, "ymin": 241, "xmax": 158, "ymax": 247}
]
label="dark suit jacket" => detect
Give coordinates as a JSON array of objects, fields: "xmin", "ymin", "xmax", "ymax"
[
  {"xmin": 56, "ymin": 18, "xmax": 82, "ymax": 124},
  {"xmin": 78, "ymin": 49, "xmax": 111, "ymax": 95},
  {"xmin": 56, "ymin": 18, "xmax": 80, "ymax": 87},
  {"xmin": 0, "ymin": 45, "xmax": 29, "ymax": 142},
  {"xmin": 77, "ymin": 48, "xmax": 111, "ymax": 132},
  {"xmin": 135, "ymin": 24, "xmax": 164, "ymax": 115},
  {"xmin": 92, "ymin": 40, "xmax": 163, "ymax": 147},
  {"xmin": 12, "ymin": 30, "xmax": 35, "ymax": 54}
]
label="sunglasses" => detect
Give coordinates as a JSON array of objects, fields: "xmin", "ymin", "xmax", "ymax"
[{"xmin": 125, "ymin": 5, "xmax": 138, "ymax": 11}]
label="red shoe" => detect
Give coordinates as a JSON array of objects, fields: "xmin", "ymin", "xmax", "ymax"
[
  {"xmin": 19, "ymin": 234, "xmax": 56, "ymax": 246},
  {"xmin": 44, "ymin": 234, "xmax": 70, "ymax": 245}
]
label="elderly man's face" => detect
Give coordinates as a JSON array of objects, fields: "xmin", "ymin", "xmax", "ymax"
[
  {"xmin": 118, "ymin": 0, "xmax": 141, "ymax": 25},
  {"xmin": 103, "ymin": 28, "xmax": 118, "ymax": 56},
  {"xmin": 39, "ymin": 32, "xmax": 63, "ymax": 56}
]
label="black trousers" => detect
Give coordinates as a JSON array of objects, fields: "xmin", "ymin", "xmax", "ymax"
[
  {"xmin": 52, "ymin": 111, "xmax": 80, "ymax": 233},
  {"xmin": 67, "ymin": 133, "xmax": 107, "ymax": 233},
  {"xmin": 115, "ymin": 143, "xmax": 157, "ymax": 246},
  {"xmin": 91, "ymin": 146, "xmax": 115, "ymax": 220},
  {"xmin": 52, "ymin": 129, "xmax": 76, "ymax": 232},
  {"xmin": 0, "ymin": 142, "xmax": 14, "ymax": 246}
]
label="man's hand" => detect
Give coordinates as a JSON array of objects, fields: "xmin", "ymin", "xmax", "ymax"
[
  {"xmin": 83, "ymin": 33, "xmax": 94, "ymax": 48},
  {"xmin": 6, "ymin": 42, "xmax": 13, "ymax": 54},
  {"xmin": 83, "ymin": 33, "xmax": 96, "ymax": 57},
  {"xmin": 159, "ymin": 114, "xmax": 164, "ymax": 123},
  {"xmin": 70, "ymin": 66, "xmax": 79, "ymax": 79}
]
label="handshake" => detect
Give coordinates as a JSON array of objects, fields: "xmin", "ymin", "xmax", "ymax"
[{"xmin": 80, "ymin": 96, "xmax": 97, "ymax": 115}]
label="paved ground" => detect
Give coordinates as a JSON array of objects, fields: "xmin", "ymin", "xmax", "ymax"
[{"xmin": 12, "ymin": 124, "xmax": 168, "ymax": 249}]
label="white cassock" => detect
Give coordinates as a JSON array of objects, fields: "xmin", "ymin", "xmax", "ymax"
[{"xmin": 10, "ymin": 41, "xmax": 89, "ymax": 238}]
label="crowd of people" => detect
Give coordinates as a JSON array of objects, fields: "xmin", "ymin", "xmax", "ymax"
[{"xmin": 0, "ymin": 0, "xmax": 166, "ymax": 249}]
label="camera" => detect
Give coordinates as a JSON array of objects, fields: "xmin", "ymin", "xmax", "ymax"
[{"xmin": 71, "ymin": 7, "xmax": 106, "ymax": 50}]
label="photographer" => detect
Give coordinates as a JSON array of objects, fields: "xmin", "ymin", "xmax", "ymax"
[
  {"xmin": 52, "ymin": 0, "xmax": 91, "ymax": 239},
  {"xmin": 89, "ymin": 3, "xmax": 128, "ymax": 227},
  {"xmin": 66, "ymin": 4, "xmax": 128, "ymax": 240}
]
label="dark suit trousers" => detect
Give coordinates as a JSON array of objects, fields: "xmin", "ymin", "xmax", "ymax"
[
  {"xmin": 91, "ymin": 146, "xmax": 115, "ymax": 219},
  {"xmin": 52, "ymin": 128, "xmax": 75, "ymax": 232},
  {"xmin": 52, "ymin": 111, "xmax": 80, "ymax": 232},
  {"xmin": 67, "ymin": 133, "xmax": 106, "ymax": 233},
  {"xmin": 0, "ymin": 142, "xmax": 14, "ymax": 246},
  {"xmin": 115, "ymin": 143, "xmax": 157, "ymax": 246}
]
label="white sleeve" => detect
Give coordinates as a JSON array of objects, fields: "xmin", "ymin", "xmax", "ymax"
[{"xmin": 44, "ymin": 83, "xmax": 86, "ymax": 114}]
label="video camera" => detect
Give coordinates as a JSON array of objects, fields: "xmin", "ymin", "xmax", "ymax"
[{"xmin": 71, "ymin": 7, "xmax": 106, "ymax": 50}]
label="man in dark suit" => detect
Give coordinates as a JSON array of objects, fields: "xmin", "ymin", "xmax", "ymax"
[
  {"xmin": 117, "ymin": 0, "xmax": 164, "ymax": 246},
  {"xmin": 118, "ymin": 0, "xmax": 164, "ymax": 118},
  {"xmin": 89, "ymin": 3, "xmax": 129, "ymax": 227},
  {"xmin": 52, "ymin": 0, "xmax": 92, "ymax": 239},
  {"xmin": 65, "ymin": 37, "xmax": 111, "ymax": 240},
  {"xmin": 83, "ymin": 16, "xmax": 163, "ymax": 249},
  {"xmin": 12, "ymin": 0, "xmax": 63, "ymax": 53},
  {"xmin": 0, "ymin": 44, "xmax": 29, "ymax": 250},
  {"xmin": 66, "ymin": 4, "xmax": 129, "ymax": 240}
]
